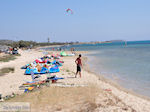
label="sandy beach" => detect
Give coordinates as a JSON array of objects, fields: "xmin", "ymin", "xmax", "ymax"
[{"xmin": 0, "ymin": 48, "xmax": 150, "ymax": 112}]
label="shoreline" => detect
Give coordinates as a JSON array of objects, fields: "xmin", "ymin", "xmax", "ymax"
[
  {"xmin": 84, "ymin": 52, "xmax": 150, "ymax": 101},
  {"xmin": 83, "ymin": 54, "xmax": 150, "ymax": 101},
  {"xmin": 1, "ymin": 48, "xmax": 150, "ymax": 111}
]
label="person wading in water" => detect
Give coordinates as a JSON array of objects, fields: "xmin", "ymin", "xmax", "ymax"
[{"xmin": 75, "ymin": 54, "xmax": 82, "ymax": 78}]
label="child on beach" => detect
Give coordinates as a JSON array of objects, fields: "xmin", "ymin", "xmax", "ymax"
[{"xmin": 75, "ymin": 54, "xmax": 82, "ymax": 78}]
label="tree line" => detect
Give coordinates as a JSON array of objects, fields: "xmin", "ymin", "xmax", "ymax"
[{"xmin": 1, "ymin": 40, "xmax": 75, "ymax": 48}]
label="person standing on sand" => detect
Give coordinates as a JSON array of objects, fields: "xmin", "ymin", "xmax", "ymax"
[{"xmin": 75, "ymin": 54, "xmax": 82, "ymax": 78}]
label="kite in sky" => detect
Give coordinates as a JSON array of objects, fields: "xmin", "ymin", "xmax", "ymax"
[{"xmin": 66, "ymin": 8, "xmax": 73, "ymax": 14}]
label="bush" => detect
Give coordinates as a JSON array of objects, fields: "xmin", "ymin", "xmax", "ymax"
[
  {"xmin": 1, "ymin": 39, "xmax": 75, "ymax": 48},
  {"xmin": 0, "ymin": 67, "xmax": 15, "ymax": 76}
]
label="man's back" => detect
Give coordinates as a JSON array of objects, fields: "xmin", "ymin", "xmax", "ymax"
[{"xmin": 76, "ymin": 57, "xmax": 81, "ymax": 66}]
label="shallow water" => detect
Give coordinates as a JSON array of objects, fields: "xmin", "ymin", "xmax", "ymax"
[
  {"xmin": 45, "ymin": 41, "xmax": 150, "ymax": 97},
  {"xmin": 86, "ymin": 44, "xmax": 150, "ymax": 97}
]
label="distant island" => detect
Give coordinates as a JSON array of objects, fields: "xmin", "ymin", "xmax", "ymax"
[{"xmin": 72, "ymin": 40, "xmax": 126, "ymax": 45}]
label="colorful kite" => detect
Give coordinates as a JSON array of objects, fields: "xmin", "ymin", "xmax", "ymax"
[{"xmin": 66, "ymin": 8, "xmax": 73, "ymax": 14}]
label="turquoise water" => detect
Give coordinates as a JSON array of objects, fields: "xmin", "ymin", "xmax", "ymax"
[
  {"xmin": 87, "ymin": 44, "xmax": 150, "ymax": 97},
  {"xmin": 45, "ymin": 40, "xmax": 150, "ymax": 97}
]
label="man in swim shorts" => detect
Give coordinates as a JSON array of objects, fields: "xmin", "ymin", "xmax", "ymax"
[{"xmin": 75, "ymin": 54, "xmax": 82, "ymax": 78}]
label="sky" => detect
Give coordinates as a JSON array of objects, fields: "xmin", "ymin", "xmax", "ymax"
[{"xmin": 0, "ymin": 0, "xmax": 150, "ymax": 42}]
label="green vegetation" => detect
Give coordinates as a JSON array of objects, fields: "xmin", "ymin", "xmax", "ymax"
[
  {"xmin": 0, "ymin": 55, "xmax": 16, "ymax": 62},
  {"xmin": 11, "ymin": 40, "xmax": 37, "ymax": 48},
  {"xmin": 0, "ymin": 40, "xmax": 78, "ymax": 52},
  {"xmin": 0, "ymin": 40, "xmax": 74, "ymax": 48},
  {"xmin": 0, "ymin": 67, "xmax": 15, "ymax": 76},
  {"xmin": 14, "ymin": 54, "xmax": 21, "ymax": 56},
  {"xmin": 66, "ymin": 69, "xmax": 70, "ymax": 72},
  {"xmin": 0, "ymin": 54, "xmax": 20, "ymax": 62}
]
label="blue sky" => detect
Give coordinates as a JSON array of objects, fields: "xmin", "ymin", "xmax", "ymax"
[{"xmin": 0, "ymin": 0, "xmax": 150, "ymax": 42}]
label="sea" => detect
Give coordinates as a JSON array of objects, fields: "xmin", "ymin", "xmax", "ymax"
[{"xmin": 44, "ymin": 40, "xmax": 150, "ymax": 97}]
